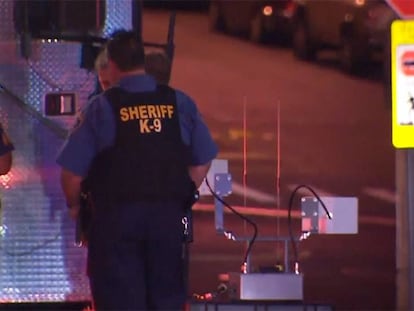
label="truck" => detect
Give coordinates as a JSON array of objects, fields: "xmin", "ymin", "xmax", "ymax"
[{"xmin": 0, "ymin": 0, "xmax": 174, "ymax": 305}]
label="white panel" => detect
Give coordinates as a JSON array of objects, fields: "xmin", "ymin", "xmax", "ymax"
[{"xmin": 198, "ymin": 159, "xmax": 229, "ymax": 196}]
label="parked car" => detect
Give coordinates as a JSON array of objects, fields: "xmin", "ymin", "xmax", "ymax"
[
  {"xmin": 209, "ymin": 0, "xmax": 296, "ymax": 43},
  {"xmin": 291, "ymin": 0, "xmax": 398, "ymax": 74}
]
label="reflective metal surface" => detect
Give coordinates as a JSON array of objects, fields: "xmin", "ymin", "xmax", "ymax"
[{"xmin": 0, "ymin": 0, "xmax": 132, "ymax": 303}]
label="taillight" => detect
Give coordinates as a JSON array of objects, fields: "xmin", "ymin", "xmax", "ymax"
[
  {"xmin": 355, "ymin": 0, "xmax": 365, "ymax": 7},
  {"xmin": 262, "ymin": 5, "xmax": 273, "ymax": 16}
]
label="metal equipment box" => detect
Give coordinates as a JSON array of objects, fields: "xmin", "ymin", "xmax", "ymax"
[{"xmin": 227, "ymin": 273, "xmax": 303, "ymax": 301}]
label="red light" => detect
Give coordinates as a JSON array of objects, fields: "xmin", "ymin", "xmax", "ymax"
[{"xmin": 401, "ymin": 51, "xmax": 414, "ymax": 76}]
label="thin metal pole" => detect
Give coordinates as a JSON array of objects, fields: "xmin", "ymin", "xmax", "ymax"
[
  {"xmin": 406, "ymin": 149, "xmax": 414, "ymax": 309},
  {"xmin": 396, "ymin": 149, "xmax": 414, "ymax": 310},
  {"xmin": 242, "ymin": 96, "xmax": 249, "ymax": 273}
]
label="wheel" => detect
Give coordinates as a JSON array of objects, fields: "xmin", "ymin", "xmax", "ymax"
[
  {"xmin": 249, "ymin": 13, "xmax": 264, "ymax": 43},
  {"xmin": 292, "ymin": 19, "xmax": 315, "ymax": 60},
  {"xmin": 209, "ymin": 2, "xmax": 225, "ymax": 32}
]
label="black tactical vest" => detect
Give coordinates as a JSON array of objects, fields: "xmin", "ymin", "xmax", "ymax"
[{"xmin": 86, "ymin": 85, "xmax": 194, "ymax": 204}]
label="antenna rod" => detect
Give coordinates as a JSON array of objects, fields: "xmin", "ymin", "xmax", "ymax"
[
  {"xmin": 276, "ymin": 101, "xmax": 282, "ymax": 267},
  {"xmin": 242, "ymin": 96, "xmax": 249, "ymax": 273},
  {"xmin": 243, "ymin": 96, "xmax": 247, "ymax": 208}
]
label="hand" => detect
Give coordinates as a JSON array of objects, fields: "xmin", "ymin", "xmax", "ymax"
[{"xmin": 68, "ymin": 204, "xmax": 81, "ymax": 220}]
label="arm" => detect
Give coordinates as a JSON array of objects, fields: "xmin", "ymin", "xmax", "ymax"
[
  {"xmin": 176, "ymin": 90, "xmax": 218, "ymax": 188},
  {"xmin": 57, "ymin": 96, "xmax": 114, "ymax": 220},
  {"xmin": 0, "ymin": 152, "xmax": 12, "ymax": 175},
  {"xmin": 60, "ymin": 168, "xmax": 83, "ymax": 219},
  {"xmin": 189, "ymin": 161, "xmax": 212, "ymax": 188},
  {"xmin": 0, "ymin": 124, "xmax": 14, "ymax": 175}
]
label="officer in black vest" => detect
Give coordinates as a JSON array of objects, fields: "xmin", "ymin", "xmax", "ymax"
[{"xmin": 57, "ymin": 30, "xmax": 218, "ymax": 310}]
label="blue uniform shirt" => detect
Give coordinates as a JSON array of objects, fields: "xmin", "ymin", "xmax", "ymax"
[
  {"xmin": 57, "ymin": 74, "xmax": 218, "ymax": 177},
  {"xmin": 0, "ymin": 123, "xmax": 14, "ymax": 156}
]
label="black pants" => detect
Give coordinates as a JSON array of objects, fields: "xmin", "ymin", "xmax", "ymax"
[{"xmin": 87, "ymin": 200, "xmax": 187, "ymax": 311}]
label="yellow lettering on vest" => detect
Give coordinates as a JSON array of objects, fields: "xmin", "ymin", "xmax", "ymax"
[
  {"xmin": 167, "ymin": 105, "xmax": 174, "ymax": 118},
  {"xmin": 155, "ymin": 105, "xmax": 161, "ymax": 118},
  {"xmin": 120, "ymin": 107, "xmax": 130, "ymax": 121},
  {"xmin": 139, "ymin": 105, "xmax": 148, "ymax": 119},
  {"xmin": 139, "ymin": 119, "xmax": 150, "ymax": 133},
  {"xmin": 147, "ymin": 105, "xmax": 157, "ymax": 118},
  {"xmin": 128, "ymin": 106, "xmax": 140, "ymax": 120},
  {"xmin": 160, "ymin": 105, "xmax": 168, "ymax": 118},
  {"xmin": 153, "ymin": 118, "xmax": 162, "ymax": 132}
]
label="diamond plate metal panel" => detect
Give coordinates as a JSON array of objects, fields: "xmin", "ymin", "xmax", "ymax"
[
  {"xmin": 103, "ymin": 0, "xmax": 133, "ymax": 36},
  {"xmin": 24, "ymin": 41, "xmax": 96, "ymax": 130},
  {"xmin": 0, "ymin": 0, "xmax": 133, "ymax": 303},
  {"xmin": 0, "ymin": 93, "xmax": 90, "ymax": 303},
  {"xmin": 0, "ymin": 0, "xmax": 15, "ymax": 40}
]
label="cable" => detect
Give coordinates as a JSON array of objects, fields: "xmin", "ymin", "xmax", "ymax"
[
  {"xmin": 205, "ymin": 177, "xmax": 258, "ymax": 273},
  {"xmin": 191, "ymin": 283, "xmax": 228, "ymax": 301},
  {"xmin": 287, "ymin": 184, "xmax": 331, "ymax": 273}
]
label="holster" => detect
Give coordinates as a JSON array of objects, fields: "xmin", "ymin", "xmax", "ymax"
[
  {"xmin": 182, "ymin": 183, "xmax": 199, "ymax": 243},
  {"xmin": 75, "ymin": 181, "xmax": 92, "ymax": 247}
]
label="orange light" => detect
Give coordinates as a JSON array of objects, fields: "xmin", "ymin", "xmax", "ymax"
[
  {"xmin": 262, "ymin": 5, "xmax": 273, "ymax": 16},
  {"xmin": 0, "ymin": 173, "xmax": 12, "ymax": 189},
  {"xmin": 355, "ymin": 0, "xmax": 365, "ymax": 6}
]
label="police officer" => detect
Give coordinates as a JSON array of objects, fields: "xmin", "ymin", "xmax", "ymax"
[
  {"xmin": 0, "ymin": 122, "xmax": 14, "ymax": 175},
  {"xmin": 57, "ymin": 30, "xmax": 218, "ymax": 310}
]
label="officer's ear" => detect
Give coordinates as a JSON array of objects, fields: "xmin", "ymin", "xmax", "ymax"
[{"xmin": 106, "ymin": 60, "xmax": 122, "ymax": 85}]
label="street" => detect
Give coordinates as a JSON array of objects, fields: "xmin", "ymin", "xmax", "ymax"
[{"xmin": 142, "ymin": 8, "xmax": 396, "ymax": 311}]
